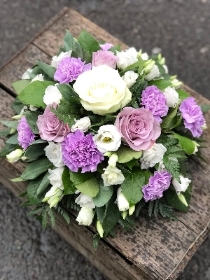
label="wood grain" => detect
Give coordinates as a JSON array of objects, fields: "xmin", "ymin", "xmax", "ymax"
[{"xmin": 0, "ymin": 7, "xmax": 209, "ymax": 280}]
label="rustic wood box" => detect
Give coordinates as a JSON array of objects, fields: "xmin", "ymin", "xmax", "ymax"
[{"xmin": 0, "ymin": 7, "xmax": 209, "ymax": 280}]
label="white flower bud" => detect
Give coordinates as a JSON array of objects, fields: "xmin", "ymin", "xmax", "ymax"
[
  {"xmin": 143, "ymin": 59, "xmax": 155, "ymax": 75},
  {"xmin": 31, "ymin": 74, "xmax": 44, "ymax": 82},
  {"xmin": 192, "ymin": 141, "xmax": 199, "ymax": 154},
  {"xmin": 170, "ymin": 76, "xmax": 182, "ymax": 89},
  {"xmin": 71, "ymin": 117, "xmax": 91, "ymax": 133},
  {"xmin": 43, "ymin": 185, "xmax": 63, "ymax": 208},
  {"xmin": 122, "ymin": 71, "xmax": 138, "ymax": 88},
  {"xmin": 138, "ymin": 50, "xmax": 149, "ymax": 60},
  {"xmin": 22, "ymin": 68, "xmax": 33, "ymax": 79},
  {"xmin": 140, "ymin": 143, "xmax": 167, "ymax": 169},
  {"xmin": 102, "ymin": 166, "xmax": 125, "ymax": 187},
  {"xmin": 108, "ymin": 153, "xmax": 118, "ymax": 167},
  {"xmin": 129, "ymin": 205, "xmax": 135, "ymax": 216},
  {"xmin": 43, "ymin": 84, "xmax": 62, "ymax": 106},
  {"xmin": 51, "ymin": 51, "xmax": 72, "ymax": 68},
  {"xmin": 29, "ymin": 105, "xmax": 38, "ymax": 111},
  {"xmin": 172, "ymin": 175, "xmax": 191, "ymax": 194},
  {"xmin": 6, "ymin": 149, "xmax": 23, "ymax": 163},
  {"xmin": 163, "ymin": 86, "xmax": 180, "ymax": 108},
  {"xmin": 76, "ymin": 207, "xmax": 94, "ymax": 226},
  {"xmin": 116, "ymin": 187, "xmax": 129, "ymax": 212},
  {"xmin": 96, "ymin": 221, "xmax": 104, "ymax": 237}
]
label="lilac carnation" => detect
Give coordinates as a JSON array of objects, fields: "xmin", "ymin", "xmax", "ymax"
[
  {"xmin": 62, "ymin": 130, "xmax": 104, "ymax": 173},
  {"xmin": 92, "ymin": 50, "xmax": 118, "ymax": 69},
  {"xmin": 100, "ymin": 43, "xmax": 113, "ymax": 51},
  {"xmin": 17, "ymin": 116, "xmax": 35, "ymax": 150},
  {"xmin": 142, "ymin": 171, "xmax": 172, "ymax": 202},
  {"xmin": 141, "ymin": 85, "xmax": 168, "ymax": 122},
  {"xmin": 54, "ymin": 57, "xmax": 91, "ymax": 84},
  {"xmin": 179, "ymin": 97, "xmax": 205, "ymax": 137}
]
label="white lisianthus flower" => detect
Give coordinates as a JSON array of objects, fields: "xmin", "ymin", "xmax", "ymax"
[
  {"xmin": 76, "ymin": 207, "xmax": 94, "ymax": 226},
  {"xmin": 31, "ymin": 74, "xmax": 44, "ymax": 82},
  {"xmin": 94, "ymin": 125, "xmax": 121, "ymax": 153},
  {"xmin": 172, "ymin": 175, "xmax": 191, "ymax": 194},
  {"xmin": 122, "ymin": 71, "xmax": 138, "ymax": 88},
  {"xmin": 43, "ymin": 185, "xmax": 63, "ymax": 208},
  {"xmin": 116, "ymin": 47, "xmax": 138, "ymax": 70},
  {"xmin": 44, "ymin": 142, "xmax": 64, "ymax": 167},
  {"xmin": 51, "ymin": 51, "xmax": 72, "ymax": 68},
  {"xmin": 22, "ymin": 68, "xmax": 33, "ymax": 79},
  {"xmin": 48, "ymin": 167, "xmax": 64, "ymax": 189},
  {"xmin": 75, "ymin": 193, "xmax": 95, "ymax": 208},
  {"xmin": 163, "ymin": 86, "xmax": 180, "ymax": 108},
  {"xmin": 102, "ymin": 166, "xmax": 125, "ymax": 187},
  {"xmin": 144, "ymin": 65, "xmax": 160, "ymax": 81},
  {"xmin": 43, "ymin": 84, "xmax": 62, "ymax": 106},
  {"xmin": 73, "ymin": 65, "xmax": 132, "ymax": 115},
  {"xmin": 71, "ymin": 117, "xmax": 91, "ymax": 133},
  {"xmin": 139, "ymin": 51, "xmax": 149, "ymax": 60},
  {"xmin": 116, "ymin": 187, "xmax": 129, "ymax": 212},
  {"xmin": 6, "ymin": 149, "xmax": 23, "ymax": 163},
  {"xmin": 140, "ymin": 143, "xmax": 167, "ymax": 169}
]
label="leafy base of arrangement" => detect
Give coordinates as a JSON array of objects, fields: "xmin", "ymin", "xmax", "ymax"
[{"xmin": 0, "ymin": 30, "xmax": 208, "ymax": 248}]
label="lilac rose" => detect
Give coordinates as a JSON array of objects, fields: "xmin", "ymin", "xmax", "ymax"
[
  {"xmin": 92, "ymin": 50, "xmax": 118, "ymax": 68},
  {"xmin": 37, "ymin": 104, "xmax": 70, "ymax": 142},
  {"xmin": 115, "ymin": 107, "xmax": 161, "ymax": 151}
]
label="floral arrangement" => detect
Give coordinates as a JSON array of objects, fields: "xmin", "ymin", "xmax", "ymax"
[{"xmin": 0, "ymin": 31, "xmax": 208, "ymax": 246}]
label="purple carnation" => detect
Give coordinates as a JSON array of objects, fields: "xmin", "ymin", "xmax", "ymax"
[
  {"xmin": 100, "ymin": 43, "xmax": 113, "ymax": 51},
  {"xmin": 62, "ymin": 130, "xmax": 104, "ymax": 173},
  {"xmin": 141, "ymin": 85, "xmax": 168, "ymax": 123},
  {"xmin": 142, "ymin": 171, "xmax": 172, "ymax": 202},
  {"xmin": 54, "ymin": 57, "xmax": 91, "ymax": 84},
  {"xmin": 17, "ymin": 116, "xmax": 35, "ymax": 150},
  {"xmin": 179, "ymin": 97, "xmax": 205, "ymax": 137}
]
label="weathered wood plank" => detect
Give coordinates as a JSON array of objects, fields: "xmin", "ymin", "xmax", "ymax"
[{"xmin": 0, "ymin": 8, "xmax": 209, "ymax": 280}]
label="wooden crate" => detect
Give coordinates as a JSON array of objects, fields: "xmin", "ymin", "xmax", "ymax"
[{"xmin": 0, "ymin": 7, "xmax": 209, "ymax": 280}]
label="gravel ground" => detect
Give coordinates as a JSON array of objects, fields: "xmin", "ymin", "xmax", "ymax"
[{"xmin": 0, "ymin": 0, "xmax": 210, "ymax": 279}]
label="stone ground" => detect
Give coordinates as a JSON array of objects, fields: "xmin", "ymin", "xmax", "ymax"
[{"xmin": 0, "ymin": 0, "xmax": 209, "ymax": 279}]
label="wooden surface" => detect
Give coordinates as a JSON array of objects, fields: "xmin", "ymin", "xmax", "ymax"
[{"xmin": 0, "ymin": 7, "xmax": 209, "ymax": 280}]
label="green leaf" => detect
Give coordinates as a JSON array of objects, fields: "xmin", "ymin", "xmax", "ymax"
[
  {"xmin": 24, "ymin": 141, "xmax": 47, "ymax": 160},
  {"xmin": 36, "ymin": 172, "xmax": 50, "ymax": 198},
  {"xmin": 57, "ymin": 84, "xmax": 80, "ymax": 104},
  {"xmin": 165, "ymin": 184, "xmax": 192, "ymax": 212},
  {"xmin": 11, "ymin": 98, "xmax": 25, "ymax": 114},
  {"xmin": 24, "ymin": 111, "xmax": 40, "ymax": 134},
  {"xmin": 148, "ymin": 79, "xmax": 172, "ymax": 90},
  {"xmin": 0, "ymin": 127, "xmax": 12, "ymax": 137},
  {"xmin": 109, "ymin": 45, "xmax": 121, "ymax": 53},
  {"xmin": 121, "ymin": 170, "xmax": 145, "ymax": 204},
  {"xmin": 63, "ymin": 31, "xmax": 75, "ymax": 51},
  {"xmin": 21, "ymin": 157, "xmax": 53, "ymax": 180},
  {"xmin": 163, "ymin": 155, "xmax": 180, "ymax": 182},
  {"xmin": 93, "ymin": 234, "xmax": 100, "ymax": 249},
  {"xmin": 117, "ymin": 145, "xmax": 142, "ymax": 163},
  {"xmin": 177, "ymin": 89, "xmax": 190, "ymax": 101},
  {"xmin": 6, "ymin": 133, "xmax": 18, "ymax": 144},
  {"xmin": 172, "ymin": 133, "xmax": 195, "ymax": 155},
  {"xmin": 27, "ymin": 175, "xmax": 44, "ymax": 204},
  {"xmin": 18, "ymin": 81, "xmax": 55, "ymax": 108},
  {"xmin": 201, "ymin": 104, "xmax": 210, "ymax": 113},
  {"xmin": 62, "ymin": 167, "xmax": 76, "ymax": 195},
  {"xmin": 161, "ymin": 106, "xmax": 178, "ymax": 129},
  {"xmin": 12, "ymin": 80, "xmax": 31, "ymax": 95},
  {"xmin": 37, "ymin": 61, "xmax": 56, "ymax": 80},
  {"xmin": 102, "ymin": 199, "xmax": 121, "ymax": 237},
  {"xmin": 93, "ymin": 184, "xmax": 113, "ymax": 207},
  {"xmin": 1, "ymin": 120, "xmax": 18, "ymax": 129},
  {"xmin": 123, "ymin": 59, "xmax": 144, "ymax": 73},
  {"xmin": 78, "ymin": 30, "xmax": 100, "ymax": 55},
  {"xmin": 0, "ymin": 143, "xmax": 17, "ymax": 158}
]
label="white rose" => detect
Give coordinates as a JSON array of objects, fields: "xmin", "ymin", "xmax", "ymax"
[
  {"xmin": 76, "ymin": 207, "xmax": 94, "ymax": 226},
  {"xmin": 22, "ymin": 68, "xmax": 32, "ymax": 79},
  {"xmin": 43, "ymin": 185, "xmax": 63, "ymax": 208},
  {"xmin": 73, "ymin": 65, "xmax": 131, "ymax": 115},
  {"xmin": 140, "ymin": 143, "xmax": 167, "ymax": 169},
  {"xmin": 163, "ymin": 86, "xmax": 180, "ymax": 108},
  {"xmin": 6, "ymin": 149, "xmax": 23, "ymax": 163},
  {"xmin": 116, "ymin": 47, "xmax": 138, "ymax": 70},
  {"xmin": 48, "ymin": 167, "xmax": 64, "ymax": 189},
  {"xmin": 116, "ymin": 187, "xmax": 129, "ymax": 212},
  {"xmin": 31, "ymin": 74, "xmax": 44, "ymax": 82},
  {"xmin": 44, "ymin": 142, "xmax": 64, "ymax": 167},
  {"xmin": 102, "ymin": 166, "xmax": 125, "ymax": 187},
  {"xmin": 71, "ymin": 117, "xmax": 91, "ymax": 132},
  {"xmin": 172, "ymin": 176, "xmax": 191, "ymax": 194},
  {"xmin": 43, "ymin": 84, "xmax": 62, "ymax": 106},
  {"xmin": 94, "ymin": 125, "xmax": 121, "ymax": 153},
  {"xmin": 145, "ymin": 65, "xmax": 160, "ymax": 81},
  {"xmin": 122, "ymin": 71, "xmax": 138, "ymax": 88},
  {"xmin": 75, "ymin": 193, "xmax": 95, "ymax": 208},
  {"xmin": 51, "ymin": 51, "xmax": 72, "ymax": 68}
]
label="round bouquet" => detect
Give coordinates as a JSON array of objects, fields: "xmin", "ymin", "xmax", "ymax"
[{"xmin": 0, "ymin": 30, "xmax": 207, "ymax": 247}]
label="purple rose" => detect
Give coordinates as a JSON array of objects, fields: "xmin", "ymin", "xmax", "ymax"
[
  {"xmin": 100, "ymin": 43, "xmax": 113, "ymax": 51},
  {"xmin": 179, "ymin": 97, "xmax": 205, "ymax": 137},
  {"xmin": 54, "ymin": 57, "xmax": 91, "ymax": 84},
  {"xmin": 37, "ymin": 104, "xmax": 70, "ymax": 142},
  {"xmin": 92, "ymin": 50, "xmax": 118, "ymax": 68},
  {"xmin": 142, "ymin": 171, "xmax": 172, "ymax": 202},
  {"xmin": 62, "ymin": 130, "xmax": 104, "ymax": 173},
  {"xmin": 115, "ymin": 107, "xmax": 161, "ymax": 151},
  {"xmin": 141, "ymin": 85, "xmax": 168, "ymax": 122},
  {"xmin": 17, "ymin": 116, "xmax": 35, "ymax": 150}
]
